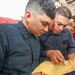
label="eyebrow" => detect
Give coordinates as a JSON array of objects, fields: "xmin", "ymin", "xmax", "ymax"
[
  {"xmin": 42, "ymin": 20, "xmax": 50, "ymax": 26},
  {"xmin": 57, "ymin": 21, "xmax": 67, "ymax": 26}
]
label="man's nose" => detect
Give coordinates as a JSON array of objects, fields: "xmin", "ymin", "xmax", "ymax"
[{"xmin": 44, "ymin": 26, "xmax": 48, "ymax": 32}]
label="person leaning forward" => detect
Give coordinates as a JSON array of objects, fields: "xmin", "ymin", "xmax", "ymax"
[
  {"xmin": 0, "ymin": 0, "xmax": 56, "ymax": 75},
  {"xmin": 39, "ymin": 6, "xmax": 75, "ymax": 75}
]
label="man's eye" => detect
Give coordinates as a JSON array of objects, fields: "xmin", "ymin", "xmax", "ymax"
[
  {"xmin": 57, "ymin": 22, "xmax": 62, "ymax": 26},
  {"xmin": 42, "ymin": 23, "xmax": 47, "ymax": 26},
  {"xmin": 57, "ymin": 22, "xmax": 67, "ymax": 28},
  {"xmin": 41, "ymin": 21, "xmax": 50, "ymax": 26},
  {"xmin": 64, "ymin": 25, "xmax": 67, "ymax": 28},
  {"xmin": 57, "ymin": 23, "xmax": 61, "ymax": 26}
]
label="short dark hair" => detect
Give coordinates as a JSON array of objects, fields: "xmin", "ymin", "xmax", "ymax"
[
  {"xmin": 56, "ymin": 6, "xmax": 72, "ymax": 19},
  {"xmin": 25, "ymin": 0, "xmax": 56, "ymax": 19}
]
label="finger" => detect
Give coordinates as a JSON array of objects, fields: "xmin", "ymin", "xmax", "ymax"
[
  {"xmin": 68, "ymin": 54, "xmax": 75, "ymax": 60},
  {"xmin": 56, "ymin": 54, "xmax": 64, "ymax": 61},
  {"xmin": 57, "ymin": 51, "xmax": 65, "ymax": 60},
  {"xmin": 40, "ymin": 71, "xmax": 48, "ymax": 75},
  {"xmin": 50, "ymin": 57, "xmax": 56, "ymax": 64},
  {"xmin": 55, "ymin": 53, "xmax": 65, "ymax": 64},
  {"xmin": 32, "ymin": 72, "xmax": 42, "ymax": 75},
  {"xmin": 51, "ymin": 56, "xmax": 59, "ymax": 64}
]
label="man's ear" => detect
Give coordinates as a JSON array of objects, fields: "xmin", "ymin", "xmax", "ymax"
[{"xmin": 25, "ymin": 11, "xmax": 32, "ymax": 22}]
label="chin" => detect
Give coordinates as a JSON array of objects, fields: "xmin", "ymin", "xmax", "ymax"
[
  {"xmin": 54, "ymin": 32, "xmax": 59, "ymax": 34},
  {"xmin": 36, "ymin": 34, "xmax": 41, "ymax": 36},
  {"xmin": 37, "ymin": 34, "xmax": 41, "ymax": 36}
]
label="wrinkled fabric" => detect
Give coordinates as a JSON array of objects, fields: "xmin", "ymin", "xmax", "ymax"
[
  {"xmin": 39, "ymin": 28, "xmax": 75, "ymax": 75},
  {"xmin": 0, "ymin": 21, "xmax": 40, "ymax": 74}
]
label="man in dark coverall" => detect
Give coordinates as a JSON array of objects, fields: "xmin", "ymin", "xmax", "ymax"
[
  {"xmin": 39, "ymin": 6, "xmax": 75, "ymax": 75},
  {"xmin": 0, "ymin": 0, "xmax": 56, "ymax": 75}
]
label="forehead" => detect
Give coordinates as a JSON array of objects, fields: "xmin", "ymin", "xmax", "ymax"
[
  {"xmin": 55, "ymin": 14, "xmax": 70, "ymax": 24},
  {"xmin": 37, "ymin": 14, "xmax": 52, "ymax": 24}
]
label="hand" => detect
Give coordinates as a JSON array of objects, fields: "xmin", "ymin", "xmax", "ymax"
[
  {"xmin": 32, "ymin": 72, "xmax": 41, "ymax": 75},
  {"xmin": 68, "ymin": 54, "xmax": 75, "ymax": 62},
  {"xmin": 32, "ymin": 72, "xmax": 48, "ymax": 75},
  {"xmin": 47, "ymin": 50, "xmax": 65, "ymax": 64}
]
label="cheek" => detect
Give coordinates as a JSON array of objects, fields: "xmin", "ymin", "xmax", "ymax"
[
  {"xmin": 54, "ymin": 25, "xmax": 57, "ymax": 31},
  {"xmin": 62, "ymin": 27, "xmax": 64, "ymax": 30},
  {"xmin": 36, "ymin": 23, "xmax": 43, "ymax": 30},
  {"xmin": 53, "ymin": 23, "xmax": 58, "ymax": 30},
  {"xmin": 33, "ymin": 24, "xmax": 42, "ymax": 32}
]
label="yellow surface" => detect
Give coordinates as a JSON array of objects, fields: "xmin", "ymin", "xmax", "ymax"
[{"xmin": 32, "ymin": 59, "xmax": 75, "ymax": 75}]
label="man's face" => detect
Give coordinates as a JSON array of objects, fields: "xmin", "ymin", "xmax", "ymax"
[
  {"xmin": 26, "ymin": 12, "xmax": 52, "ymax": 36},
  {"xmin": 50, "ymin": 14, "xmax": 70, "ymax": 34}
]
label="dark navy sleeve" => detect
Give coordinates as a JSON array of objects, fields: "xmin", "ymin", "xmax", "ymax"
[
  {"xmin": 67, "ymin": 29, "xmax": 75, "ymax": 54},
  {"xmin": 39, "ymin": 32, "xmax": 50, "ymax": 57},
  {"xmin": 0, "ymin": 26, "xmax": 7, "ymax": 71},
  {"xmin": 0, "ymin": 35, "xmax": 4, "ymax": 71}
]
